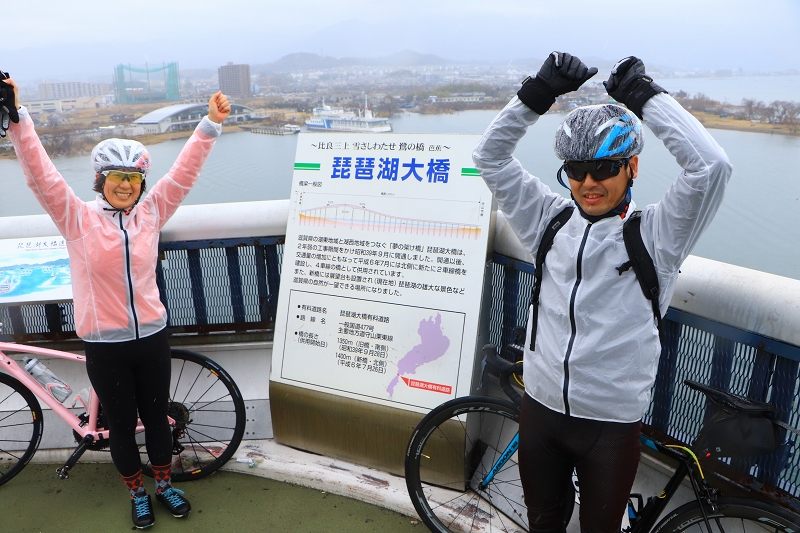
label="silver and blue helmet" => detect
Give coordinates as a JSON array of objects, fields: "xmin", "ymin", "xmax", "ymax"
[{"xmin": 554, "ymin": 104, "xmax": 643, "ymax": 161}]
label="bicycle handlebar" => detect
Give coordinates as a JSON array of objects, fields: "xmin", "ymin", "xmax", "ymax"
[{"xmin": 482, "ymin": 344, "xmax": 523, "ymax": 406}]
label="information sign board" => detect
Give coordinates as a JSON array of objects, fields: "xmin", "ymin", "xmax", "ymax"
[
  {"xmin": 271, "ymin": 133, "xmax": 492, "ymax": 413},
  {"xmin": 0, "ymin": 236, "xmax": 72, "ymax": 304}
]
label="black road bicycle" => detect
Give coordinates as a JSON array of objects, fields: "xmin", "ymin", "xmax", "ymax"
[{"xmin": 404, "ymin": 342, "xmax": 800, "ymax": 533}]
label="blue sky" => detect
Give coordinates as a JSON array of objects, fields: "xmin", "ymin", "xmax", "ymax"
[{"xmin": 6, "ymin": 0, "xmax": 800, "ymax": 81}]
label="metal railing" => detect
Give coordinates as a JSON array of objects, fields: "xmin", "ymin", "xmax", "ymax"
[
  {"xmin": 487, "ymin": 250, "xmax": 800, "ymax": 505},
  {"xmin": 0, "ymin": 236, "xmax": 283, "ymax": 341},
  {"xmin": 2, "ymin": 201, "xmax": 800, "ymax": 504}
]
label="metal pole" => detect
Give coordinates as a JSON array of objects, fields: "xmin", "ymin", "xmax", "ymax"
[{"xmin": 146, "ymin": 62, "xmax": 151, "ymax": 101}]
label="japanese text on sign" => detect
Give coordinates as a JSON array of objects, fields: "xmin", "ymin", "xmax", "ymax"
[
  {"xmin": 293, "ymin": 234, "xmax": 468, "ymax": 298},
  {"xmin": 17, "ymin": 238, "xmax": 66, "ymax": 250},
  {"xmin": 331, "ymin": 157, "xmax": 451, "ymax": 183},
  {"xmin": 312, "ymin": 141, "xmax": 450, "ymax": 152}
]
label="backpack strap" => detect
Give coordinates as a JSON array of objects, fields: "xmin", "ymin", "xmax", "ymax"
[
  {"xmin": 528, "ymin": 206, "xmax": 574, "ymax": 350},
  {"xmin": 621, "ymin": 210, "xmax": 664, "ymax": 341}
]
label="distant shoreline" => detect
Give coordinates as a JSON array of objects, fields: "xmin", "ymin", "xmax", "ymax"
[
  {"xmin": 0, "ymin": 124, "xmax": 243, "ymax": 160},
  {"xmin": 2, "ymin": 107, "xmax": 797, "ymax": 162},
  {"xmin": 684, "ymin": 111, "xmax": 800, "ymax": 137}
]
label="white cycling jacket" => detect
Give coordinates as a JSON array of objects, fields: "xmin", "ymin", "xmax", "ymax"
[
  {"xmin": 473, "ymin": 94, "xmax": 732, "ymax": 422},
  {"xmin": 9, "ymin": 107, "xmax": 221, "ymax": 343}
]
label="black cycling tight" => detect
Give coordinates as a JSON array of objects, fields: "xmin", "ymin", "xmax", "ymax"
[
  {"xmin": 84, "ymin": 328, "xmax": 172, "ymax": 477},
  {"xmin": 518, "ymin": 393, "xmax": 642, "ymax": 533}
]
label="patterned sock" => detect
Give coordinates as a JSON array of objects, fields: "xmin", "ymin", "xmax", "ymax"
[
  {"xmin": 151, "ymin": 462, "xmax": 172, "ymax": 494},
  {"xmin": 121, "ymin": 470, "xmax": 146, "ymax": 499}
]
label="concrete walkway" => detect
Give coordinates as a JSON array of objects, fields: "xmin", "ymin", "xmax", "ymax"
[
  {"xmin": 4, "ymin": 441, "xmax": 424, "ymax": 533},
  {"xmin": 8, "ymin": 438, "xmax": 693, "ymax": 532}
]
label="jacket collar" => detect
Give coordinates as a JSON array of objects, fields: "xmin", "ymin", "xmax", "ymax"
[
  {"xmin": 572, "ymin": 188, "xmax": 634, "ymax": 224},
  {"xmin": 95, "ymin": 193, "xmax": 136, "ymax": 219},
  {"xmin": 573, "ymin": 199, "xmax": 637, "ymax": 227}
]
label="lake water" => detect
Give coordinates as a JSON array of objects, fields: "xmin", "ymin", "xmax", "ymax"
[
  {"xmin": 656, "ymin": 75, "xmax": 800, "ymax": 104},
  {"xmin": 1, "ymin": 109, "xmax": 799, "ymax": 280}
]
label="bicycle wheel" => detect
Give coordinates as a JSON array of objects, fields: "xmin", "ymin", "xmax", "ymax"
[
  {"xmin": 405, "ymin": 396, "xmax": 573, "ymax": 533},
  {"xmin": 139, "ymin": 349, "xmax": 246, "ymax": 482},
  {"xmin": 0, "ymin": 372, "xmax": 43, "ymax": 487},
  {"xmin": 653, "ymin": 497, "xmax": 800, "ymax": 533}
]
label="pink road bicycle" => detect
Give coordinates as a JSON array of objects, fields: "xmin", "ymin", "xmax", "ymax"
[{"xmin": 0, "ymin": 340, "xmax": 246, "ymax": 487}]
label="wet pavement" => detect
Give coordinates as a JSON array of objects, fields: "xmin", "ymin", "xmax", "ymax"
[{"xmin": 3, "ymin": 462, "xmax": 423, "ymax": 533}]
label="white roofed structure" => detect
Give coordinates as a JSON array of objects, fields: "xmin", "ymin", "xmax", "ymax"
[{"xmin": 134, "ymin": 102, "xmax": 253, "ymax": 134}]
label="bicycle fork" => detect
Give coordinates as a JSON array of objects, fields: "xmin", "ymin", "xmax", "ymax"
[{"xmin": 478, "ymin": 432, "xmax": 519, "ymax": 490}]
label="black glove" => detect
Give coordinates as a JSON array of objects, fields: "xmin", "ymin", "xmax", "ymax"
[
  {"xmin": 603, "ymin": 57, "xmax": 667, "ymax": 119},
  {"xmin": 518, "ymin": 52, "xmax": 598, "ymax": 115},
  {"xmin": 1, "ymin": 71, "xmax": 20, "ymax": 138}
]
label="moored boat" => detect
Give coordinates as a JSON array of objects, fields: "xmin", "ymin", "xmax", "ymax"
[{"xmin": 305, "ymin": 97, "xmax": 392, "ymax": 133}]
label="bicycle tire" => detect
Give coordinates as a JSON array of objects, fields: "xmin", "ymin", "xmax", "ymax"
[
  {"xmin": 0, "ymin": 372, "xmax": 43, "ymax": 487},
  {"xmin": 652, "ymin": 497, "xmax": 800, "ymax": 533},
  {"xmin": 139, "ymin": 349, "xmax": 246, "ymax": 482},
  {"xmin": 405, "ymin": 396, "xmax": 574, "ymax": 533}
]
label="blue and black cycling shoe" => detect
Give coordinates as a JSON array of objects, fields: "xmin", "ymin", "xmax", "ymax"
[
  {"xmin": 131, "ymin": 493, "xmax": 155, "ymax": 529},
  {"xmin": 156, "ymin": 487, "xmax": 191, "ymax": 518}
]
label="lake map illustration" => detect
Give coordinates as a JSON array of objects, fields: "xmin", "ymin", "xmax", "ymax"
[{"xmin": 387, "ymin": 313, "xmax": 451, "ymax": 397}]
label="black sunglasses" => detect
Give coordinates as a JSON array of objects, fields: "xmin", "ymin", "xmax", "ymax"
[{"xmin": 558, "ymin": 158, "xmax": 630, "ymax": 183}]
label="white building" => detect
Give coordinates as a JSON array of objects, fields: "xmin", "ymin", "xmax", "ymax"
[
  {"xmin": 134, "ymin": 103, "xmax": 253, "ymax": 134},
  {"xmin": 39, "ymin": 81, "xmax": 110, "ymax": 100},
  {"xmin": 22, "ymin": 99, "xmax": 63, "ymax": 114},
  {"xmin": 429, "ymin": 93, "xmax": 486, "ymax": 104}
]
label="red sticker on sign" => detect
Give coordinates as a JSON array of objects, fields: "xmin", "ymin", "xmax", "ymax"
[{"xmin": 401, "ymin": 376, "xmax": 452, "ymax": 395}]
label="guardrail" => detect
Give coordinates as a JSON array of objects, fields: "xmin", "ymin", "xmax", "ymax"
[
  {"xmin": 0, "ymin": 201, "xmax": 288, "ymax": 340},
  {"xmin": 490, "ymin": 213, "xmax": 800, "ymax": 506},
  {"xmin": 2, "ymin": 200, "xmax": 800, "ymax": 503}
]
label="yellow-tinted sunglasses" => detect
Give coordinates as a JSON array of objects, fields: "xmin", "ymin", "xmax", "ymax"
[{"xmin": 102, "ymin": 170, "xmax": 145, "ymax": 185}]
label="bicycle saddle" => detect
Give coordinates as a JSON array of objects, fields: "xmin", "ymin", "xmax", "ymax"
[{"xmin": 685, "ymin": 380, "xmax": 779, "ymax": 415}]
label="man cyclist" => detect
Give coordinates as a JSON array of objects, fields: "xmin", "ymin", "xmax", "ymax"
[{"xmin": 473, "ymin": 52, "xmax": 732, "ymax": 532}]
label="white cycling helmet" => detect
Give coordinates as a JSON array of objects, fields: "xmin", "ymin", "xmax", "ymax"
[{"xmin": 91, "ymin": 138, "xmax": 151, "ymax": 175}]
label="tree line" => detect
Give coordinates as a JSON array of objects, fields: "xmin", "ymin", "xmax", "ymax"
[{"xmin": 675, "ymin": 91, "xmax": 800, "ymax": 133}]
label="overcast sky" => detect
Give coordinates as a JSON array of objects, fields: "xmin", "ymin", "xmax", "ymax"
[{"xmin": 6, "ymin": 0, "xmax": 800, "ymax": 82}]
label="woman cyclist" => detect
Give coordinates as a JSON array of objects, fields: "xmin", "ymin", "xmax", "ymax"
[{"xmin": 3, "ymin": 77, "xmax": 230, "ymax": 529}]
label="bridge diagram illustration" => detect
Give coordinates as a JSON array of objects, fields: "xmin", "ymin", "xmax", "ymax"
[{"xmin": 298, "ymin": 202, "xmax": 482, "ymax": 239}]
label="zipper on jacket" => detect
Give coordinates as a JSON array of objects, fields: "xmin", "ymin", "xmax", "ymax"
[
  {"xmin": 119, "ymin": 214, "xmax": 140, "ymax": 339},
  {"xmin": 562, "ymin": 223, "xmax": 592, "ymax": 416}
]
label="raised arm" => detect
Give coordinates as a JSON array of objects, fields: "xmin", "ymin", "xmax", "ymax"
[
  {"xmin": 143, "ymin": 91, "xmax": 230, "ymax": 227},
  {"xmin": 605, "ymin": 57, "xmax": 732, "ymax": 272},
  {"xmin": 473, "ymin": 52, "xmax": 595, "ymax": 249},
  {"xmin": 642, "ymin": 93, "xmax": 732, "ymax": 271},
  {"xmin": 5, "ymin": 78, "xmax": 87, "ymax": 240}
]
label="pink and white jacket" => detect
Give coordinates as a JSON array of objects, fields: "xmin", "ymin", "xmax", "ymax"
[{"xmin": 8, "ymin": 107, "xmax": 221, "ymax": 342}]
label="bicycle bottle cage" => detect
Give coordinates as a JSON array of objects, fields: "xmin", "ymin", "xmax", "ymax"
[{"xmin": 686, "ymin": 380, "xmax": 784, "ymax": 459}]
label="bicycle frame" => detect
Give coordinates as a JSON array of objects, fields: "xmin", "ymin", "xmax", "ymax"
[
  {"xmin": 0, "ymin": 342, "xmax": 147, "ymax": 442},
  {"xmin": 628, "ymin": 436, "xmax": 700, "ymax": 532},
  {"xmin": 468, "ymin": 430, "xmax": 713, "ymax": 533},
  {"xmin": 437, "ymin": 346, "xmax": 788, "ymax": 533}
]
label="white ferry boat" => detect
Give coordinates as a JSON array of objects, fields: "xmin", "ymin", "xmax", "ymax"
[{"xmin": 305, "ymin": 98, "xmax": 392, "ymax": 133}]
